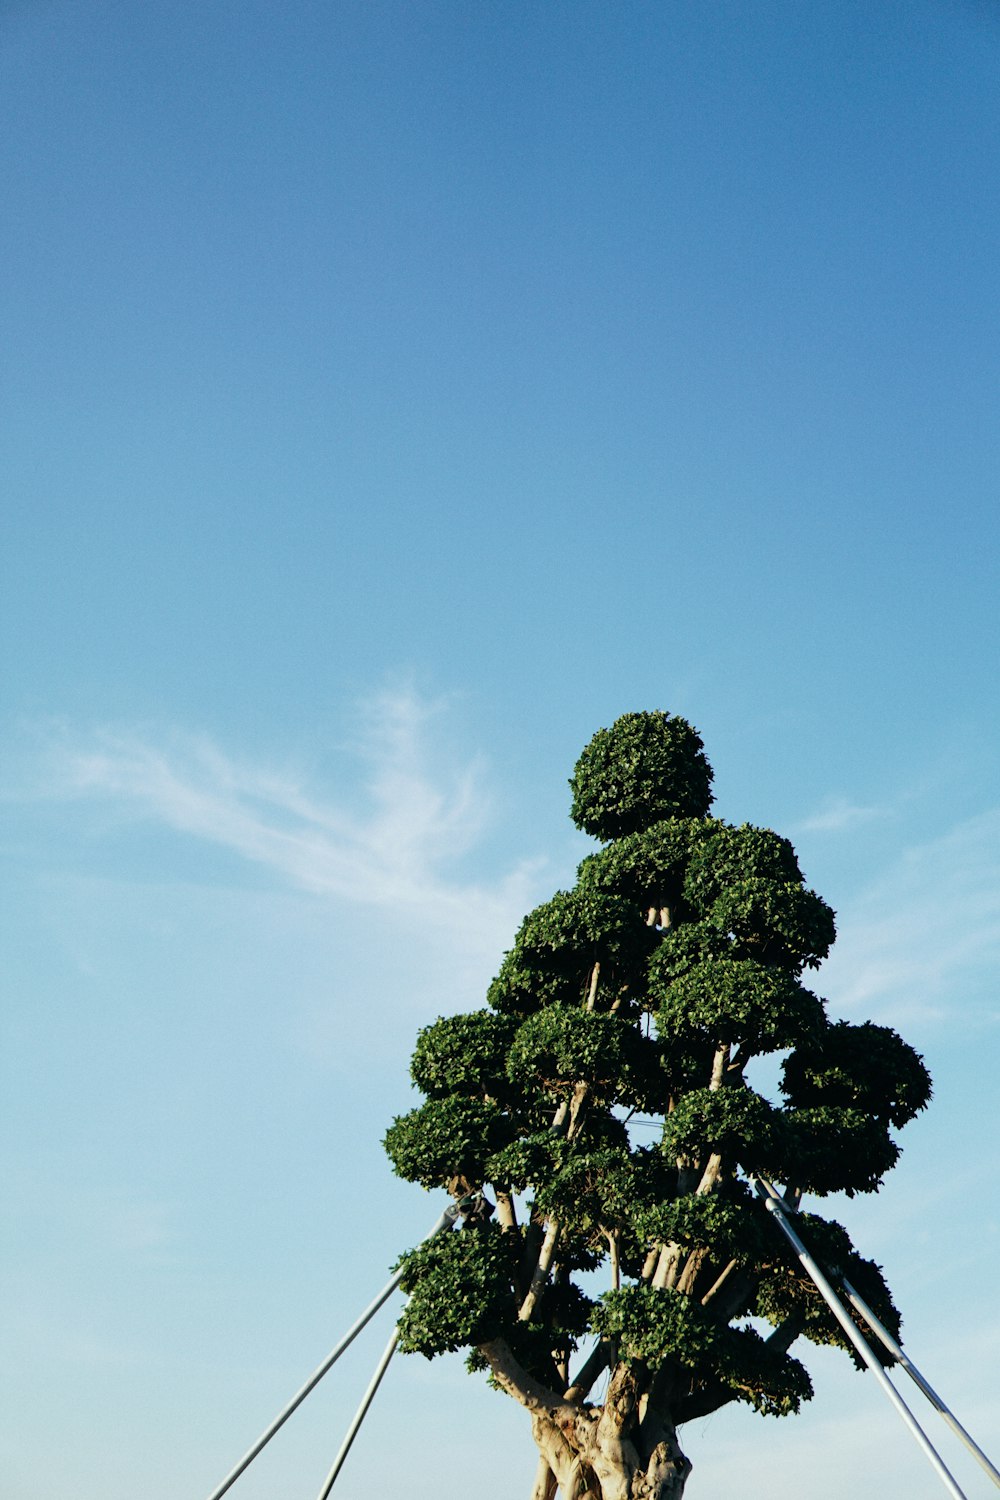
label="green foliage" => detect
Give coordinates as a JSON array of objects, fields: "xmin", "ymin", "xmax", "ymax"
[
  {"xmin": 703, "ymin": 879, "xmax": 836, "ymax": 972},
  {"xmin": 756, "ymin": 1213, "xmax": 901, "ymax": 1369},
  {"xmin": 592, "ymin": 1286, "xmax": 812, "ymax": 1417},
  {"xmin": 506, "ymin": 1008, "xmax": 668, "ymax": 1113},
  {"xmin": 776, "ymin": 1107, "xmax": 900, "ymax": 1196},
  {"xmin": 507, "ymin": 1008, "xmax": 635, "ymax": 1097},
  {"xmin": 654, "ymin": 957, "xmax": 824, "ymax": 1054},
  {"xmin": 648, "ymin": 921, "xmax": 737, "ymax": 985},
  {"xmin": 682, "ymin": 825, "xmax": 836, "ymax": 971},
  {"xmin": 384, "ymin": 1095, "xmax": 513, "ymax": 1189},
  {"xmin": 576, "ymin": 817, "xmax": 705, "ymax": 912},
  {"xmin": 782, "ymin": 1020, "xmax": 931, "ymax": 1127},
  {"xmin": 661, "ymin": 1086, "xmax": 781, "ymax": 1173},
  {"xmin": 411, "ymin": 1011, "xmax": 518, "ymax": 1099},
  {"xmin": 569, "ymin": 712, "xmax": 714, "ymax": 840},
  {"xmin": 384, "ymin": 708, "xmax": 931, "ymax": 1444},
  {"xmin": 593, "ymin": 1283, "xmax": 724, "ymax": 1366},
  {"xmin": 533, "ymin": 1144, "xmax": 641, "ymax": 1230},
  {"xmin": 487, "ymin": 950, "xmax": 582, "ymax": 1015},
  {"xmin": 634, "ymin": 1185, "xmax": 771, "ymax": 1267},
  {"xmin": 395, "ymin": 1224, "xmax": 518, "ymax": 1355},
  {"xmin": 715, "ymin": 1327, "xmax": 814, "ymax": 1417},
  {"xmin": 487, "ymin": 888, "xmax": 656, "ymax": 1015}
]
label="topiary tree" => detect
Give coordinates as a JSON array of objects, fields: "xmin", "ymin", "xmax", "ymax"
[{"xmin": 384, "ymin": 711, "xmax": 931, "ymax": 1499}]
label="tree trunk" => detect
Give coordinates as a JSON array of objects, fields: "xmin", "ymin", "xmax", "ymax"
[
  {"xmin": 528, "ymin": 1381, "xmax": 691, "ymax": 1500},
  {"xmin": 479, "ymin": 1342, "xmax": 691, "ymax": 1500},
  {"xmin": 529, "ymin": 1423, "xmax": 691, "ymax": 1500}
]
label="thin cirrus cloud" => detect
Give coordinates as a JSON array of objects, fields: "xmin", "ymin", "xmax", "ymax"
[
  {"xmin": 28, "ymin": 701, "xmax": 1000, "ymax": 1030},
  {"xmin": 818, "ymin": 807, "xmax": 1000, "ymax": 1025},
  {"xmin": 36, "ymin": 689, "xmax": 545, "ymax": 964},
  {"xmin": 797, "ymin": 796, "xmax": 893, "ymax": 834}
]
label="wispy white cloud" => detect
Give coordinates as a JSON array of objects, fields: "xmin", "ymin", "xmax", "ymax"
[
  {"xmin": 26, "ymin": 700, "xmax": 1000, "ymax": 1034},
  {"xmin": 818, "ymin": 809, "xmax": 1000, "ymax": 1025},
  {"xmin": 798, "ymin": 796, "xmax": 893, "ymax": 834},
  {"xmin": 27, "ymin": 687, "xmax": 545, "ymax": 974}
]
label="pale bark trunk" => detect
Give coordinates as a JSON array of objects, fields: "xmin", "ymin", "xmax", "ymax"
[
  {"xmin": 530, "ymin": 1415, "xmax": 690, "ymax": 1500},
  {"xmin": 490, "ymin": 1347, "xmax": 692, "ymax": 1500},
  {"xmin": 531, "ymin": 1454, "xmax": 559, "ymax": 1500},
  {"xmin": 480, "ymin": 1342, "xmax": 692, "ymax": 1500}
]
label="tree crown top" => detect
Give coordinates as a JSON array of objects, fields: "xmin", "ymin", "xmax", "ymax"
[{"xmin": 569, "ymin": 711, "xmax": 714, "ymax": 840}]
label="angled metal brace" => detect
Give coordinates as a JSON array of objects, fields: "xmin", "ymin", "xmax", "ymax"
[
  {"xmin": 753, "ymin": 1178, "xmax": 967, "ymax": 1500},
  {"xmin": 203, "ymin": 1200, "xmax": 465, "ymax": 1500},
  {"xmin": 314, "ymin": 1326, "xmax": 400, "ymax": 1499},
  {"xmin": 838, "ymin": 1275, "xmax": 1000, "ymax": 1489},
  {"xmin": 753, "ymin": 1179, "xmax": 1000, "ymax": 1489}
]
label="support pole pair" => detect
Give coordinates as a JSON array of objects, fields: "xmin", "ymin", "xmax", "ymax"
[
  {"xmin": 753, "ymin": 1179, "xmax": 1000, "ymax": 1499},
  {"xmin": 203, "ymin": 1200, "xmax": 466, "ymax": 1500}
]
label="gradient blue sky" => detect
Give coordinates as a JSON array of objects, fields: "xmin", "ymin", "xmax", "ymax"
[{"xmin": 3, "ymin": 3, "xmax": 1000, "ymax": 1497}]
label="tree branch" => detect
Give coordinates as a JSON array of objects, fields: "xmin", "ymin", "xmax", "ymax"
[
  {"xmin": 607, "ymin": 1229, "xmax": 621, "ymax": 1291},
  {"xmin": 765, "ymin": 1309, "xmax": 806, "ymax": 1355},
  {"xmin": 564, "ymin": 1339, "xmax": 614, "ymax": 1403},
  {"xmin": 700, "ymin": 1257, "xmax": 738, "ymax": 1306},
  {"xmin": 585, "ymin": 961, "xmax": 601, "ymax": 1011},
  {"xmin": 477, "ymin": 1339, "xmax": 572, "ymax": 1418},
  {"xmin": 520, "ymin": 1217, "xmax": 560, "ymax": 1320},
  {"xmin": 651, "ymin": 1241, "xmax": 683, "ymax": 1289},
  {"xmin": 529, "ymin": 1454, "xmax": 558, "ymax": 1500},
  {"xmin": 709, "ymin": 1044, "xmax": 730, "ymax": 1091},
  {"xmin": 495, "ymin": 1190, "xmax": 519, "ymax": 1232}
]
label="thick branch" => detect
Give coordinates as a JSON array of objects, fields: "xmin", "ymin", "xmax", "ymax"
[
  {"xmin": 520, "ymin": 1217, "xmax": 560, "ymax": 1320},
  {"xmin": 695, "ymin": 1150, "xmax": 725, "ymax": 1196},
  {"xmin": 607, "ymin": 1229, "xmax": 621, "ymax": 1291},
  {"xmin": 566, "ymin": 1080, "xmax": 591, "ymax": 1140},
  {"xmin": 651, "ymin": 1241, "xmax": 683, "ymax": 1290},
  {"xmin": 564, "ymin": 1339, "xmax": 614, "ymax": 1403},
  {"xmin": 707, "ymin": 1267, "xmax": 755, "ymax": 1324},
  {"xmin": 585, "ymin": 961, "xmax": 601, "ymax": 1011},
  {"xmin": 700, "ymin": 1257, "xmax": 738, "ymax": 1307},
  {"xmin": 672, "ymin": 1310, "xmax": 808, "ymax": 1424},
  {"xmin": 640, "ymin": 1244, "xmax": 661, "ymax": 1282},
  {"xmin": 709, "ymin": 1044, "xmax": 730, "ymax": 1091},
  {"xmin": 674, "ymin": 1246, "xmax": 708, "ymax": 1297},
  {"xmin": 495, "ymin": 1190, "xmax": 519, "ymax": 1232},
  {"xmin": 519, "ymin": 1216, "xmax": 546, "ymax": 1291},
  {"xmin": 477, "ymin": 1339, "xmax": 573, "ymax": 1418},
  {"xmin": 529, "ymin": 1454, "xmax": 558, "ymax": 1500},
  {"xmin": 765, "ymin": 1308, "xmax": 807, "ymax": 1355}
]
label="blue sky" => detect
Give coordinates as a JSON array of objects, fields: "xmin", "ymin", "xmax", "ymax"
[{"xmin": 3, "ymin": 2, "xmax": 1000, "ymax": 1496}]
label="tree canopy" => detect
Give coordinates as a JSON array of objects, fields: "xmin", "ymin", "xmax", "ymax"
[{"xmin": 384, "ymin": 711, "xmax": 931, "ymax": 1500}]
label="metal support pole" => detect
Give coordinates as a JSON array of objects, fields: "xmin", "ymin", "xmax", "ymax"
[
  {"xmin": 203, "ymin": 1204, "xmax": 461, "ymax": 1500},
  {"xmin": 753, "ymin": 1180, "xmax": 968, "ymax": 1500},
  {"xmin": 314, "ymin": 1326, "xmax": 400, "ymax": 1499},
  {"xmin": 839, "ymin": 1276, "xmax": 1000, "ymax": 1490}
]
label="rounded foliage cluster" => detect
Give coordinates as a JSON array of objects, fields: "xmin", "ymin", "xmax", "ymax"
[
  {"xmin": 592, "ymin": 1286, "xmax": 813, "ymax": 1417},
  {"xmin": 756, "ymin": 1212, "xmax": 900, "ymax": 1368},
  {"xmin": 576, "ymin": 818, "xmax": 703, "ymax": 912},
  {"xmin": 661, "ymin": 1086, "xmax": 782, "ymax": 1173},
  {"xmin": 781, "ymin": 1020, "xmax": 931, "ymax": 1127},
  {"xmin": 634, "ymin": 1184, "xmax": 770, "ymax": 1267},
  {"xmin": 569, "ymin": 712, "xmax": 714, "ymax": 840},
  {"xmin": 653, "ymin": 956, "xmax": 824, "ymax": 1055},
  {"xmin": 410, "ymin": 1011, "xmax": 518, "ymax": 1099},
  {"xmin": 395, "ymin": 1224, "xmax": 518, "ymax": 1355},
  {"xmin": 384, "ymin": 1095, "xmax": 513, "ymax": 1190}
]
